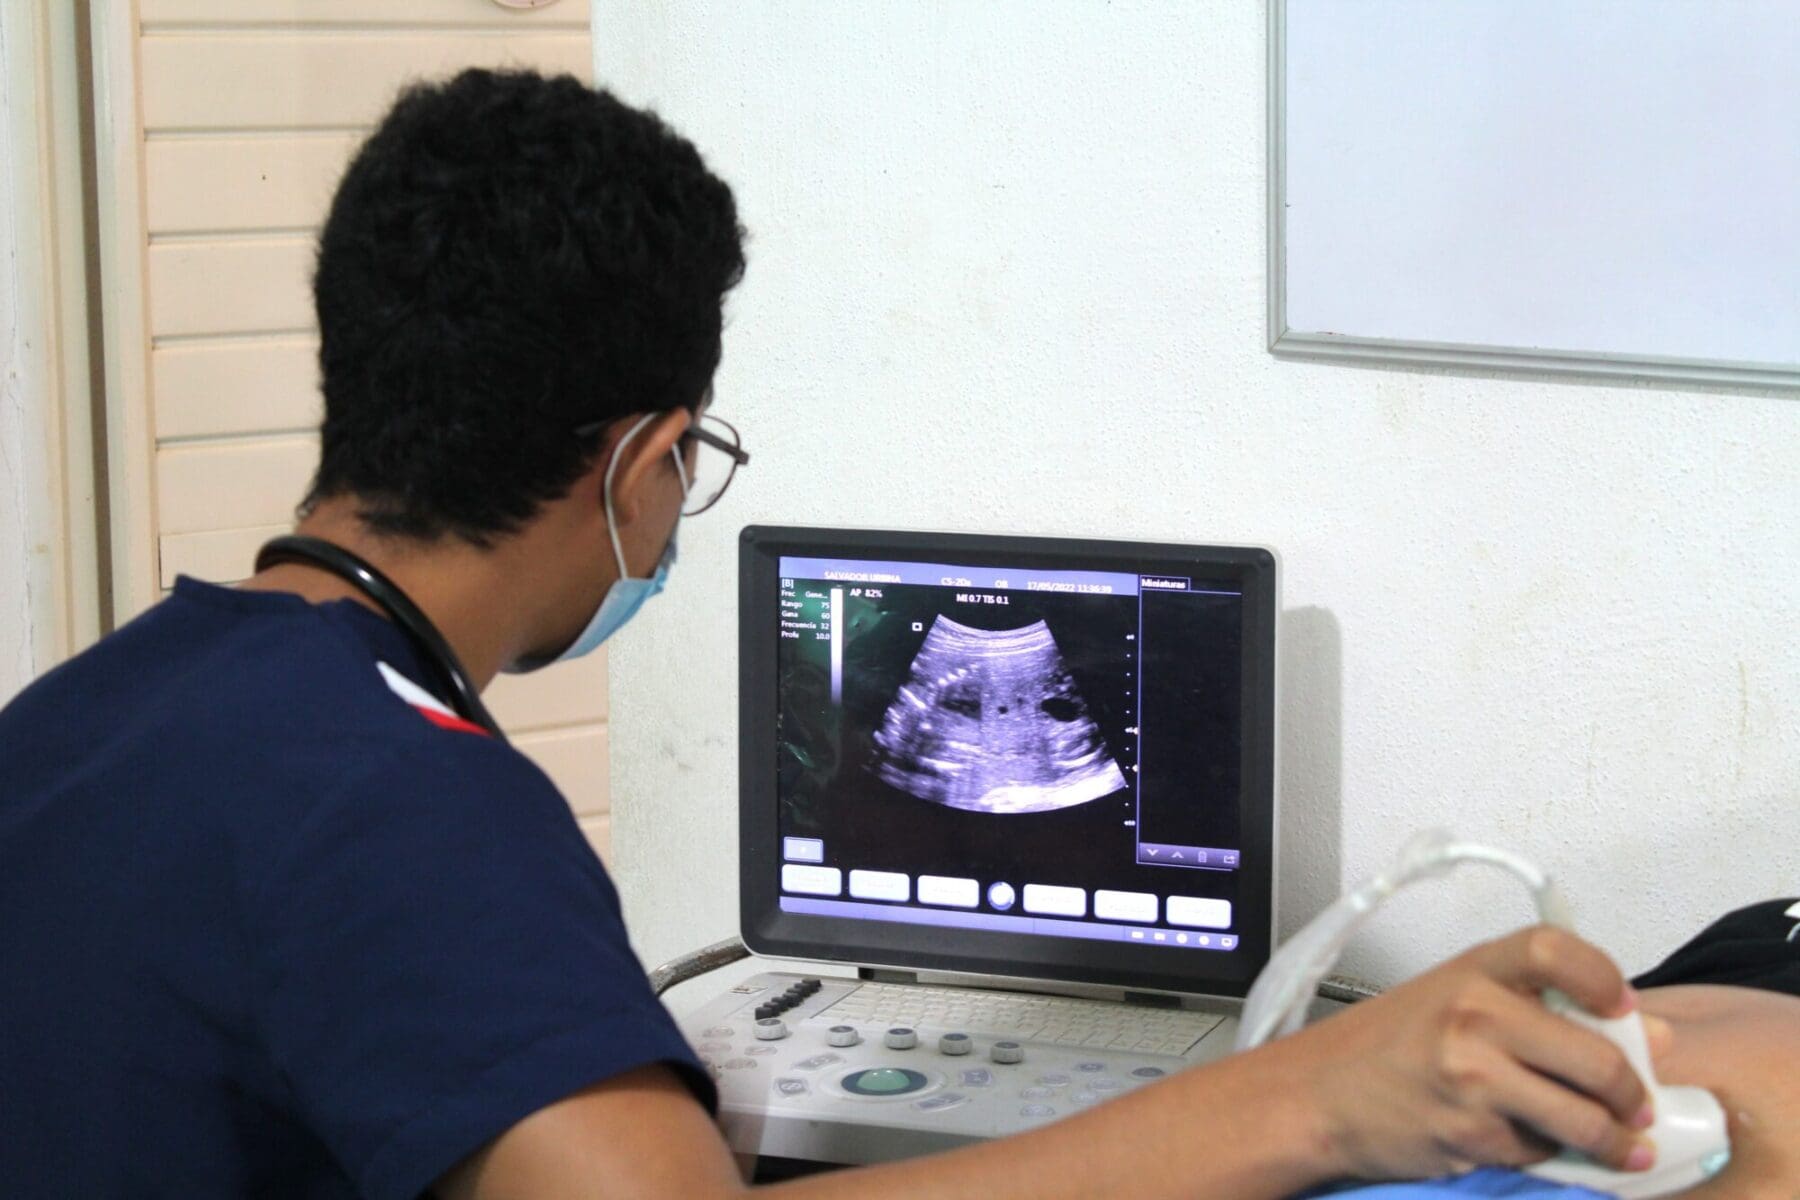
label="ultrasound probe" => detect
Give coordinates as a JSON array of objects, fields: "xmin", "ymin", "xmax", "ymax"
[{"xmin": 1237, "ymin": 830, "xmax": 1730, "ymax": 1197}]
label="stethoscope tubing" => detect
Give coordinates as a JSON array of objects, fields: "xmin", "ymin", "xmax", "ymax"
[{"xmin": 253, "ymin": 535, "xmax": 507, "ymax": 742}]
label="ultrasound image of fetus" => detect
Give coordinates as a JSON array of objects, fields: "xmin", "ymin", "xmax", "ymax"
[{"xmin": 870, "ymin": 616, "xmax": 1127, "ymax": 814}]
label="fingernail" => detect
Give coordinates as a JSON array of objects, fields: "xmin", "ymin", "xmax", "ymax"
[
  {"xmin": 1626, "ymin": 1141, "xmax": 1656, "ymax": 1171},
  {"xmin": 1632, "ymin": 1103, "xmax": 1655, "ymax": 1130},
  {"xmin": 1616, "ymin": 984, "xmax": 1640, "ymax": 1015}
]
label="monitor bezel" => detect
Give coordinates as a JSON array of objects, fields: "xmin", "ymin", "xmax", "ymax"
[{"xmin": 739, "ymin": 525, "xmax": 1278, "ymax": 998}]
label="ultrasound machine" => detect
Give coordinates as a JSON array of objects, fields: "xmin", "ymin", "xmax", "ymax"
[{"xmin": 674, "ymin": 526, "xmax": 1279, "ymax": 1172}]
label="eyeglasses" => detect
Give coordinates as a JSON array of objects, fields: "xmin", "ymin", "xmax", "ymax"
[
  {"xmin": 677, "ymin": 414, "xmax": 749, "ymax": 516},
  {"xmin": 574, "ymin": 411, "xmax": 749, "ymax": 517}
]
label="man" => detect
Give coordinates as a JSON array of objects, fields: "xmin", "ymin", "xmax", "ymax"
[{"xmin": 0, "ymin": 69, "xmax": 1670, "ymax": 1198}]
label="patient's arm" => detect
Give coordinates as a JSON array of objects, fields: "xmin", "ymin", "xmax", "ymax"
[{"xmin": 1638, "ymin": 985, "xmax": 1800, "ymax": 1199}]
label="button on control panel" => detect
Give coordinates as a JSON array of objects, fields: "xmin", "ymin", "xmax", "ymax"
[
  {"xmin": 914, "ymin": 1092, "xmax": 968, "ymax": 1112},
  {"xmin": 842, "ymin": 1067, "xmax": 929, "ymax": 1097}
]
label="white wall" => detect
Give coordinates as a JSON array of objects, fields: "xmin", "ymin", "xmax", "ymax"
[{"xmin": 597, "ymin": 2, "xmax": 1800, "ymax": 987}]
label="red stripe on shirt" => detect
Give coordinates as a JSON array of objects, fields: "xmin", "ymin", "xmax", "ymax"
[{"xmin": 412, "ymin": 705, "xmax": 491, "ymax": 737}]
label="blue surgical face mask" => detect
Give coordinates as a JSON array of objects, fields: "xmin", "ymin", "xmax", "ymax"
[{"xmin": 506, "ymin": 413, "xmax": 689, "ymax": 674}]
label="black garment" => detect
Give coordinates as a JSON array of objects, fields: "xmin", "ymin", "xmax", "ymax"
[
  {"xmin": 0, "ymin": 578, "xmax": 712, "ymax": 1200},
  {"xmin": 1632, "ymin": 897, "xmax": 1800, "ymax": 999}
]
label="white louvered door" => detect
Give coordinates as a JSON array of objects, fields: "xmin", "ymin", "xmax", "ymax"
[{"xmin": 95, "ymin": 0, "xmax": 613, "ymax": 857}]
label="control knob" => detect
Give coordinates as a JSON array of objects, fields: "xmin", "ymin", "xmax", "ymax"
[
  {"xmin": 753, "ymin": 1018, "xmax": 790, "ymax": 1041},
  {"xmin": 827, "ymin": 1025, "xmax": 862, "ymax": 1048},
  {"xmin": 990, "ymin": 1040, "xmax": 1025, "ymax": 1064},
  {"xmin": 884, "ymin": 1027, "xmax": 918, "ymax": 1050},
  {"xmin": 938, "ymin": 1032, "xmax": 973, "ymax": 1056}
]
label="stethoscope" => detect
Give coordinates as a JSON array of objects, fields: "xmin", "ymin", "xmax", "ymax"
[{"xmin": 254, "ymin": 535, "xmax": 507, "ymax": 742}]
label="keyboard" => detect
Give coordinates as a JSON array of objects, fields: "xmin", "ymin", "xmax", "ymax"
[
  {"xmin": 679, "ymin": 971, "xmax": 1242, "ymax": 1162},
  {"xmin": 814, "ymin": 981, "xmax": 1225, "ymax": 1057}
]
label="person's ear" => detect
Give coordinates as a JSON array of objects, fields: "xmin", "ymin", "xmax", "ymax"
[{"xmin": 607, "ymin": 408, "xmax": 691, "ymax": 525}]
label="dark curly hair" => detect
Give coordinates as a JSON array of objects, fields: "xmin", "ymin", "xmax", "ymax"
[{"xmin": 305, "ymin": 68, "xmax": 745, "ymax": 544}]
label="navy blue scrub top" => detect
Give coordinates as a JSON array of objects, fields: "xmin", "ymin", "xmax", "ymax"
[{"xmin": 0, "ymin": 578, "xmax": 714, "ymax": 1199}]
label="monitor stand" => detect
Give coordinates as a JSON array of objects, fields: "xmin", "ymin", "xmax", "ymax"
[{"xmin": 856, "ymin": 965, "xmax": 1213, "ymax": 1011}]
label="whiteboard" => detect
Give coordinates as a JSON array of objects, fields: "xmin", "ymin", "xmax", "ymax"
[{"xmin": 1270, "ymin": 0, "xmax": 1800, "ymax": 392}]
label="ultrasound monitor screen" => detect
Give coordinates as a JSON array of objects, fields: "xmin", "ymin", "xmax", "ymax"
[{"xmin": 739, "ymin": 528, "xmax": 1277, "ymax": 996}]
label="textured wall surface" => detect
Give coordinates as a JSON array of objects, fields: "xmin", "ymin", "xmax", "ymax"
[
  {"xmin": 0, "ymin": 1, "xmax": 41, "ymax": 706},
  {"xmin": 596, "ymin": 2, "xmax": 1800, "ymax": 987}
]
